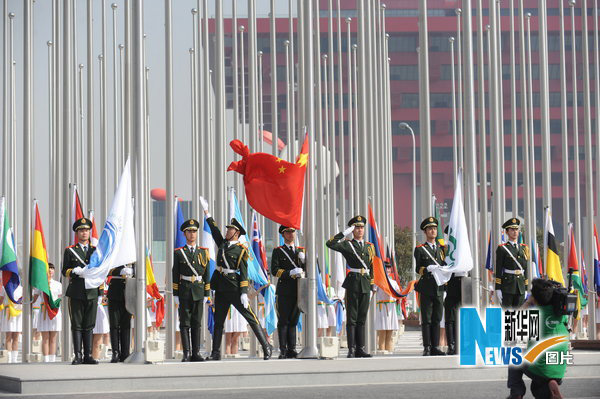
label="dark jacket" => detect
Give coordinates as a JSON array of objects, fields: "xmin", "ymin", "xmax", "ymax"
[
  {"xmin": 413, "ymin": 243, "xmax": 446, "ymax": 296},
  {"xmin": 326, "ymin": 232, "xmax": 374, "ymax": 294},
  {"xmin": 271, "ymin": 245, "xmax": 305, "ymax": 297},
  {"xmin": 172, "ymin": 245, "xmax": 211, "ymax": 301},
  {"xmin": 495, "ymin": 242, "xmax": 529, "ymax": 295},
  {"xmin": 62, "ymin": 244, "xmax": 100, "ymax": 300}
]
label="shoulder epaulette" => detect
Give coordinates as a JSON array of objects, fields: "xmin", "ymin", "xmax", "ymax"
[
  {"xmin": 175, "ymin": 246, "xmax": 184, "ymax": 251},
  {"xmin": 366, "ymin": 242, "xmax": 374, "ymax": 247},
  {"xmin": 198, "ymin": 246, "xmax": 209, "ymax": 250},
  {"xmin": 66, "ymin": 244, "xmax": 77, "ymax": 249},
  {"xmin": 416, "ymin": 244, "xmax": 426, "ymax": 248},
  {"xmin": 520, "ymin": 243, "xmax": 528, "ymax": 247},
  {"xmin": 236, "ymin": 242, "xmax": 248, "ymax": 248},
  {"xmin": 298, "ymin": 246, "xmax": 305, "ymax": 250},
  {"xmin": 499, "ymin": 243, "xmax": 508, "ymax": 247}
]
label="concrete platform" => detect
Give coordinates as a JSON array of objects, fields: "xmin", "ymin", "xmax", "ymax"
[{"xmin": 0, "ymin": 351, "xmax": 598, "ymax": 395}]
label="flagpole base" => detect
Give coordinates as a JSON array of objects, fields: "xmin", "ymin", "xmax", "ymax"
[
  {"xmin": 297, "ymin": 345, "xmax": 319, "ymax": 359},
  {"xmin": 123, "ymin": 350, "xmax": 150, "ymax": 364}
]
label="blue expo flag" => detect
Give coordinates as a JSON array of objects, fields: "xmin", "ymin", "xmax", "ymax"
[
  {"xmin": 174, "ymin": 197, "xmax": 186, "ymax": 249},
  {"xmin": 202, "ymin": 215, "xmax": 217, "ymax": 280}
]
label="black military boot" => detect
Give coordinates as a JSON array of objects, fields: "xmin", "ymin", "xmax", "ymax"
[
  {"xmin": 207, "ymin": 328, "xmax": 223, "ymax": 360},
  {"xmin": 251, "ymin": 323, "xmax": 273, "ymax": 360},
  {"xmin": 82, "ymin": 330, "xmax": 99, "ymax": 364},
  {"xmin": 119, "ymin": 326, "xmax": 131, "ymax": 362},
  {"xmin": 346, "ymin": 325, "xmax": 356, "ymax": 358},
  {"xmin": 71, "ymin": 330, "xmax": 83, "ymax": 365},
  {"xmin": 421, "ymin": 324, "xmax": 431, "ymax": 356},
  {"xmin": 286, "ymin": 325, "xmax": 298, "ymax": 359},
  {"xmin": 190, "ymin": 327, "xmax": 205, "ymax": 362},
  {"xmin": 354, "ymin": 326, "xmax": 373, "ymax": 358},
  {"xmin": 109, "ymin": 328, "xmax": 120, "ymax": 363},
  {"xmin": 446, "ymin": 323, "xmax": 456, "ymax": 355},
  {"xmin": 277, "ymin": 325, "xmax": 288, "ymax": 359},
  {"xmin": 180, "ymin": 327, "xmax": 191, "ymax": 362},
  {"xmin": 430, "ymin": 324, "xmax": 446, "ymax": 356}
]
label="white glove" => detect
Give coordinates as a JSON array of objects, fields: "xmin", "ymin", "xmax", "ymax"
[
  {"xmin": 293, "ymin": 267, "xmax": 304, "ymax": 277},
  {"xmin": 298, "ymin": 251, "xmax": 305, "ymax": 263},
  {"xmin": 174, "ymin": 296, "xmax": 180, "ymax": 306},
  {"xmin": 426, "ymin": 265, "xmax": 439, "ymax": 272},
  {"xmin": 120, "ymin": 267, "xmax": 133, "ymax": 277},
  {"xmin": 240, "ymin": 293, "xmax": 250, "ymax": 309},
  {"xmin": 343, "ymin": 226, "xmax": 355, "ymax": 237},
  {"xmin": 199, "ymin": 196, "xmax": 209, "ymax": 215},
  {"xmin": 371, "ymin": 285, "xmax": 378, "ymax": 293},
  {"xmin": 496, "ymin": 290, "xmax": 503, "ymax": 304},
  {"xmin": 72, "ymin": 266, "xmax": 84, "ymax": 276}
]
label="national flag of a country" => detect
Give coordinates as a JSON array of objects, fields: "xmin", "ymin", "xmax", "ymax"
[
  {"xmin": 0, "ymin": 197, "xmax": 21, "ymax": 304},
  {"xmin": 227, "ymin": 133, "xmax": 308, "ymax": 229},
  {"xmin": 250, "ymin": 211, "xmax": 269, "ymax": 277},
  {"xmin": 145, "ymin": 248, "xmax": 164, "ymax": 328},
  {"xmin": 567, "ymin": 224, "xmax": 588, "ymax": 313},
  {"xmin": 594, "ymin": 225, "xmax": 600, "ymax": 294},
  {"xmin": 432, "ymin": 195, "xmax": 445, "ymax": 247},
  {"xmin": 544, "ymin": 208, "xmax": 564, "ymax": 287},
  {"xmin": 71, "ymin": 186, "xmax": 84, "ymax": 245},
  {"xmin": 89, "ymin": 211, "xmax": 99, "ymax": 247},
  {"xmin": 174, "ymin": 197, "xmax": 186, "ymax": 249},
  {"xmin": 30, "ymin": 201, "xmax": 61, "ymax": 319}
]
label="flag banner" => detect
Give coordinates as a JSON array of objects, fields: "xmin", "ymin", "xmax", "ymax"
[
  {"xmin": 174, "ymin": 197, "xmax": 186, "ymax": 249},
  {"xmin": 485, "ymin": 232, "xmax": 493, "ymax": 271},
  {"xmin": 580, "ymin": 249, "xmax": 588, "ymax": 294},
  {"xmin": 202, "ymin": 214, "xmax": 217, "ymax": 280},
  {"xmin": 81, "ymin": 159, "xmax": 136, "ymax": 288},
  {"xmin": 0, "ymin": 197, "xmax": 21, "ymax": 304},
  {"xmin": 567, "ymin": 225, "xmax": 588, "ymax": 311},
  {"xmin": 227, "ymin": 134, "xmax": 308, "ymax": 229},
  {"xmin": 544, "ymin": 208, "xmax": 564, "ymax": 287},
  {"xmin": 368, "ymin": 203, "xmax": 416, "ymax": 298},
  {"xmin": 431, "ymin": 170, "xmax": 474, "ymax": 286},
  {"xmin": 30, "ymin": 201, "xmax": 60, "ymax": 319},
  {"xmin": 432, "ymin": 195, "xmax": 445, "ymax": 247},
  {"xmin": 89, "ymin": 211, "xmax": 99, "ymax": 247},
  {"xmin": 531, "ymin": 237, "xmax": 540, "ymax": 279},
  {"xmin": 145, "ymin": 248, "xmax": 164, "ymax": 327},
  {"xmin": 316, "ymin": 260, "xmax": 343, "ymax": 334},
  {"xmin": 72, "ymin": 186, "xmax": 85, "ymax": 245},
  {"xmin": 251, "ymin": 211, "xmax": 269, "ymax": 277},
  {"xmin": 594, "ymin": 225, "xmax": 600, "ymax": 294}
]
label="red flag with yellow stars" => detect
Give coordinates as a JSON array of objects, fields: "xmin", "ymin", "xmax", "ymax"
[{"xmin": 228, "ymin": 134, "xmax": 308, "ymax": 229}]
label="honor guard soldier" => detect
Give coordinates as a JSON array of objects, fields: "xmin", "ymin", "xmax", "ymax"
[
  {"xmin": 107, "ymin": 264, "xmax": 133, "ymax": 362},
  {"xmin": 62, "ymin": 217, "xmax": 100, "ymax": 365},
  {"xmin": 173, "ymin": 218, "xmax": 211, "ymax": 362},
  {"xmin": 326, "ymin": 215, "xmax": 375, "ymax": 358},
  {"xmin": 495, "ymin": 218, "xmax": 529, "ymax": 308},
  {"xmin": 414, "ymin": 217, "xmax": 446, "ymax": 356},
  {"xmin": 200, "ymin": 196, "xmax": 273, "ymax": 361},
  {"xmin": 271, "ymin": 226, "xmax": 305, "ymax": 359}
]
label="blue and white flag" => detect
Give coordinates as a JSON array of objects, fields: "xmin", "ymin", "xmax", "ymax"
[
  {"xmin": 81, "ymin": 159, "xmax": 136, "ymax": 288},
  {"xmin": 174, "ymin": 197, "xmax": 186, "ymax": 249},
  {"xmin": 202, "ymin": 214, "xmax": 217, "ymax": 279}
]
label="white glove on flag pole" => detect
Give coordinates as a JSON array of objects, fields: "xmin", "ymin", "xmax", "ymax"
[
  {"xmin": 81, "ymin": 159, "xmax": 137, "ymax": 289},
  {"xmin": 431, "ymin": 170, "xmax": 473, "ymax": 286}
]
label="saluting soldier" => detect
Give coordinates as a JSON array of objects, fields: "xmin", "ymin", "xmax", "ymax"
[
  {"xmin": 173, "ymin": 219, "xmax": 211, "ymax": 362},
  {"xmin": 200, "ymin": 196, "xmax": 273, "ymax": 361},
  {"xmin": 326, "ymin": 215, "xmax": 375, "ymax": 358},
  {"xmin": 107, "ymin": 263, "xmax": 134, "ymax": 363},
  {"xmin": 414, "ymin": 217, "xmax": 446, "ymax": 356},
  {"xmin": 271, "ymin": 225, "xmax": 305, "ymax": 359},
  {"xmin": 61, "ymin": 217, "xmax": 100, "ymax": 365},
  {"xmin": 495, "ymin": 218, "xmax": 529, "ymax": 308}
]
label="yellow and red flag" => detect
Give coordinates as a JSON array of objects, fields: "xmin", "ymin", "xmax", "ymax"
[{"xmin": 145, "ymin": 248, "xmax": 164, "ymax": 327}]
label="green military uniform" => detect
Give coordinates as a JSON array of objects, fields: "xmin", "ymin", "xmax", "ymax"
[
  {"xmin": 444, "ymin": 273, "xmax": 461, "ymax": 355},
  {"xmin": 107, "ymin": 265, "xmax": 133, "ymax": 362},
  {"xmin": 271, "ymin": 226, "xmax": 305, "ymax": 359},
  {"xmin": 326, "ymin": 215, "xmax": 374, "ymax": 358},
  {"xmin": 206, "ymin": 216, "xmax": 272, "ymax": 361},
  {"xmin": 414, "ymin": 217, "xmax": 446, "ymax": 356},
  {"xmin": 173, "ymin": 218, "xmax": 211, "ymax": 362},
  {"xmin": 61, "ymin": 217, "xmax": 100, "ymax": 365},
  {"xmin": 495, "ymin": 218, "xmax": 529, "ymax": 308}
]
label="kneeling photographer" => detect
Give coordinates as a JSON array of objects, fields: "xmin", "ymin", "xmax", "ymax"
[{"xmin": 506, "ymin": 278, "xmax": 576, "ymax": 399}]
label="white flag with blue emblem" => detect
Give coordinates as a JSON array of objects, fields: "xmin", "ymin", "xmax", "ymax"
[{"xmin": 81, "ymin": 159, "xmax": 136, "ymax": 288}]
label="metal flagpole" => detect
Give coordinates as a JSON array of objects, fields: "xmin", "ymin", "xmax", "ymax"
[
  {"xmin": 461, "ymin": 0, "xmax": 480, "ymax": 307},
  {"xmin": 164, "ymin": 0, "xmax": 175, "ymax": 360},
  {"xmin": 289, "ymin": 0, "xmax": 297, "ymax": 161},
  {"xmin": 477, "ymin": 0, "xmax": 488, "ymax": 308},
  {"xmin": 126, "ymin": 0, "xmax": 147, "ymax": 364},
  {"xmin": 336, "ymin": 0, "xmax": 345, "ymax": 227},
  {"xmin": 357, "ymin": 0, "xmax": 367, "ymax": 214},
  {"xmin": 327, "ymin": 0, "xmax": 337, "ymax": 237},
  {"xmin": 196, "ymin": 1, "xmax": 203, "ymax": 208},
  {"xmin": 559, "ymin": 1, "xmax": 570, "ymax": 267},
  {"xmin": 232, "ymin": 0, "xmax": 239, "ymax": 196},
  {"xmin": 249, "ymin": 0, "xmax": 258, "ymax": 155},
  {"xmin": 119, "ymin": 44, "xmax": 125, "ymax": 163},
  {"xmin": 202, "ymin": 0, "xmax": 213, "ymax": 207},
  {"xmin": 346, "ymin": 17, "xmax": 354, "ymax": 215},
  {"xmin": 518, "ymin": 0, "xmax": 532, "ymax": 291},
  {"xmin": 191, "ymin": 9, "xmax": 198, "ymax": 218},
  {"xmin": 21, "ymin": 0, "xmax": 33, "ymax": 363},
  {"xmin": 526, "ymin": 14, "xmax": 537, "ymax": 262},
  {"xmin": 78, "ymin": 64, "xmax": 85, "ymax": 188},
  {"xmin": 455, "ymin": 8, "xmax": 463, "ymax": 172},
  {"xmin": 569, "ymin": 1, "xmax": 582, "ymax": 253},
  {"xmin": 538, "ymin": 0, "xmax": 552, "ymax": 212},
  {"xmin": 270, "ymin": 0, "xmax": 278, "ymax": 162},
  {"xmin": 418, "ymin": 0, "xmax": 432, "ymax": 217},
  {"xmin": 284, "ymin": 40, "xmax": 291, "ymax": 159},
  {"xmin": 297, "ymin": 0, "xmax": 318, "ymax": 360},
  {"xmin": 72, "ymin": 0, "xmax": 80, "ymax": 190},
  {"xmin": 449, "ymin": 37, "xmax": 458, "ymax": 187},
  {"xmin": 258, "ymin": 51, "xmax": 264, "ymax": 153},
  {"xmin": 509, "ymin": 0, "xmax": 518, "ymax": 216},
  {"xmin": 101, "ymin": 0, "xmax": 108, "ymax": 221},
  {"xmin": 47, "ymin": 39, "xmax": 55, "ymax": 260},
  {"xmin": 124, "ymin": 0, "xmax": 131, "ymax": 160},
  {"xmin": 2, "ymin": 0, "xmax": 7, "ymax": 197},
  {"xmin": 239, "ymin": 25, "xmax": 247, "ymax": 218},
  {"xmin": 496, "ymin": 0, "xmax": 506, "ymax": 215},
  {"xmin": 400, "ymin": 123, "xmax": 417, "ymax": 312},
  {"xmin": 112, "ymin": 3, "xmax": 120, "ymax": 177},
  {"xmin": 297, "ymin": 0, "xmax": 304, "ymax": 144},
  {"xmin": 323, "ymin": 53, "xmax": 332, "ymax": 275},
  {"xmin": 86, "ymin": 0, "xmax": 94, "ymax": 213},
  {"xmin": 352, "ymin": 43, "xmax": 359, "ymax": 211},
  {"xmin": 591, "ymin": 0, "xmax": 600, "ymax": 340}
]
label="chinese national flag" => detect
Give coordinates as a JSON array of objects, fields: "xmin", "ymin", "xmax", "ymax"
[{"xmin": 227, "ymin": 134, "xmax": 308, "ymax": 229}]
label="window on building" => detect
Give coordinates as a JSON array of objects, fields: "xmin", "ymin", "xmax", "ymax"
[{"xmin": 390, "ymin": 65, "xmax": 418, "ymax": 80}]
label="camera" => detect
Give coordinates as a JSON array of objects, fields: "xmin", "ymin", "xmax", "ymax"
[{"xmin": 532, "ymin": 278, "xmax": 578, "ymax": 316}]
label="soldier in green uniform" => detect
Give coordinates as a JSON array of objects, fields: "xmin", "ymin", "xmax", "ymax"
[
  {"xmin": 271, "ymin": 226, "xmax": 305, "ymax": 359},
  {"xmin": 107, "ymin": 264, "xmax": 133, "ymax": 363},
  {"xmin": 326, "ymin": 215, "xmax": 375, "ymax": 358},
  {"xmin": 172, "ymin": 219, "xmax": 211, "ymax": 362},
  {"xmin": 495, "ymin": 218, "xmax": 529, "ymax": 308},
  {"xmin": 413, "ymin": 217, "xmax": 446, "ymax": 356},
  {"xmin": 200, "ymin": 197, "xmax": 273, "ymax": 361},
  {"xmin": 61, "ymin": 217, "xmax": 100, "ymax": 365},
  {"xmin": 443, "ymin": 226, "xmax": 461, "ymax": 356}
]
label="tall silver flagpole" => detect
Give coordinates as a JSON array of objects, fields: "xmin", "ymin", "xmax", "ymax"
[
  {"xmin": 232, "ymin": 0, "xmax": 239, "ymax": 196},
  {"xmin": 418, "ymin": 0, "xmax": 432, "ymax": 216},
  {"xmin": 284, "ymin": 40, "xmax": 291, "ymax": 160},
  {"xmin": 538, "ymin": 0, "xmax": 552, "ymax": 211},
  {"xmin": 86, "ymin": 0, "xmax": 94, "ymax": 212},
  {"xmin": 455, "ymin": 7, "xmax": 463, "ymax": 171},
  {"xmin": 2, "ymin": 1, "xmax": 7, "ymax": 197},
  {"xmin": 112, "ymin": 3, "xmax": 120, "ymax": 175},
  {"xmin": 400, "ymin": 123, "xmax": 417, "ymax": 312},
  {"xmin": 559, "ymin": 1, "xmax": 569, "ymax": 267},
  {"xmin": 202, "ymin": 0, "xmax": 212, "ymax": 204},
  {"xmin": 461, "ymin": 0, "xmax": 479, "ymax": 306},
  {"xmin": 352, "ymin": 43, "xmax": 359, "ymax": 211},
  {"xmin": 258, "ymin": 51, "xmax": 264, "ymax": 153},
  {"xmin": 289, "ymin": 0, "xmax": 297, "ymax": 160},
  {"xmin": 124, "ymin": 0, "xmax": 131, "ymax": 159},
  {"xmin": 126, "ymin": 0, "xmax": 147, "ymax": 364},
  {"xmin": 592, "ymin": 0, "xmax": 600, "ymax": 340},
  {"xmin": 327, "ymin": 0, "xmax": 337, "ymax": 233},
  {"xmin": 449, "ymin": 37, "xmax": 458, "ymax": 186},
  {"xmin": 78, "ymin": 64, "xmax": 85, "ymax": 189},
  {"xmin": 72, "ymin": 0, "xmax": 80, "ymax": 190},
  {"xmin": 496, "ymin": 0, "xmax": 506, "ymax": 214},
  {"xmin": 119, "ymin": 43, "xmax": 125, "ymax": 163},
  {"xmin": 239, "ymin": 25, "xmax": 247, "ymax": 217},
  {"xmin": 195, "ymin": 1, "xmax": 203, "ymax": 207},
  {"xmin": 346, "ymin": 18, "xmax": 354, "ymax": 215},
  {"xmin": 569, "ymin": 1, "xmax": 582, "ymax": 252},
  {"xmin": 519, "ymin": 0, "xmax": 532, "ymax": 290},
  {"xmin": 336, "ymin": 0, "xmax": 345, "ymax": 227},
  {"xmin": 357, "ymin": 0, "xmax": 367, "ymax": 214},
  {"xmin": 164, "ymin": 0, "xmax": 175, "ymax": 359},
  {"xmin": 101, "ymin": 0, "xmax": 108, "ymax": 221},
  {"xmin": 48, "ymin": 40, "xmax": 55, "ymax": 259},
  {"xmin": 191, "ymin": 9, "xmax": 198, "ymax": 217},
  {"xmin": 215, "ymin": 0, "xmax": 226, "ymax": 261},
  {"xmin": 509, "ymin": 0, "xmax": 518, "ymax": 217},
  {"xmin": 21, "ymin": 0, "xmax": 33, "ymax": 363},
  {"xmin": 270, "ymin": 0, "xmax": 278, "ymax": 161},
  {"xmin": 526, "ymin": 14, "xmax": 537, "ymax": 259},
  {"xmin": 297, "ymin": 0, "xmax": 318, "ymax": 359},
  {"xmin": 248, "ymin": 0, "xmax": 258, "ymax": 155},
  {"xmin": 477, "ymin": 0, "xmax": 488, "ymax": 308}
]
